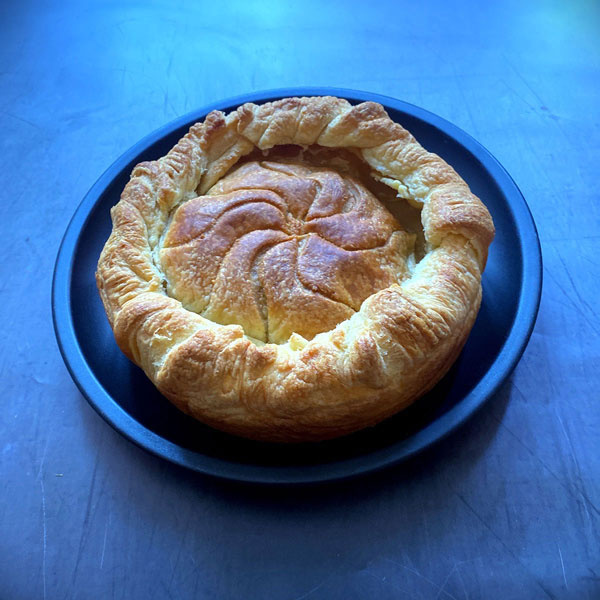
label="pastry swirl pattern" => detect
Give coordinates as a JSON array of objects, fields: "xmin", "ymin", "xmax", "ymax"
[{"xmin": 160, "ymin": 159, "xmax": 415, "ymax": 344}]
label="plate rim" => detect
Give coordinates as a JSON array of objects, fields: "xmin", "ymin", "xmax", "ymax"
[{"xmin": 52, "ymin": 87, "xmax": 543, "ymax": 484}]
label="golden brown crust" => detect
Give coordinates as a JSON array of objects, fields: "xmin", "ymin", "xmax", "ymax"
[
  {"xmin": 159, "ymin": 158, "xmax": 415, "ymax": 344},
  {"xmin": 96, "ymin": 96, "xmax": 495, "ymax": 442}
]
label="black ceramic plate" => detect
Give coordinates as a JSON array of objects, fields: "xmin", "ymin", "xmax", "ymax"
[{"xmin": 52, "ymin": 88, "xmax": 542, "ymax": 484}]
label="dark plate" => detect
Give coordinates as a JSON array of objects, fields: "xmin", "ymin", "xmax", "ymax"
[{"xmin": 52, "ymin": 88, "xmax": 542, "ymax": 484}]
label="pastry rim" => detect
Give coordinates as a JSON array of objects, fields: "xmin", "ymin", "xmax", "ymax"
[{"xmin": 96, "ymin": 95, "xmax": 495, "ymax": 442}]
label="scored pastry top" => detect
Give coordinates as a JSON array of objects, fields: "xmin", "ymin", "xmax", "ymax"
[{"xmin": 160, "ymin": 154, "xmax": 415, "ymax": 344}]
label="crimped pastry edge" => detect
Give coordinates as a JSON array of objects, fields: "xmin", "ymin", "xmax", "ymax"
[{"xmin": 96, "ymin": 96, "xmax": 494, "ymax": 442}]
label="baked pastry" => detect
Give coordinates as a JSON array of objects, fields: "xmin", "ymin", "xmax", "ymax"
[{"xmin": 96, "ymin": 96, "xmax": 494, "ymax": 442}]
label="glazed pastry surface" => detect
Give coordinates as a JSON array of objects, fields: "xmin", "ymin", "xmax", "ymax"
[
  {"xmin": 96, "ymin": 96, "xmax": 495, "ymax": 442},
  {"xmin": 160, "ymin": 156, "xmax": 415, "ymax": 344}
]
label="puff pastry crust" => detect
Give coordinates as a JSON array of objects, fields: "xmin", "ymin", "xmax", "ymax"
[{"xmin": 96, "ymin": 96, "xmax": 494, "ymax": 442}]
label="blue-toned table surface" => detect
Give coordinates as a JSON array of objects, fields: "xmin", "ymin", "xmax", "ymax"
[{"xmin": 1, "ymin": 1, "xmax": 598, "ymax": 598}]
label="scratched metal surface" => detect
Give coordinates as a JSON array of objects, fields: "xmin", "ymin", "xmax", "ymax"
[{"xmin": 1, "ymin": 0, "xmax": 599, "ymax": 598}]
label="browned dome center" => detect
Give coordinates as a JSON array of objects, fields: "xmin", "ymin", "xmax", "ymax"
[{"xmin": 159, "ymin": 157, "xmax": 416, "ymax": 344}]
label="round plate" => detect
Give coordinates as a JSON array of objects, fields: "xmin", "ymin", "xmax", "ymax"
[{"xmin": 52, "ymin": 88, "xmax": 542, "ymax": 484}]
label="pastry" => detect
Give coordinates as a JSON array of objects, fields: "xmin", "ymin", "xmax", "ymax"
[{"xmin": 96, "ymin": 96, "xmax": 495, "ymax": 442}]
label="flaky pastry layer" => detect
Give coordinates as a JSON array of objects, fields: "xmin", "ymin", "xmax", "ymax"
[{"xmin": 96, "ymin": 96, "xmax": 495, "ymax": 442}]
